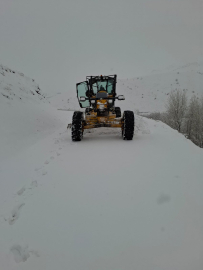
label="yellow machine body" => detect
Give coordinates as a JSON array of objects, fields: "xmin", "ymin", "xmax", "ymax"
[
  {"xmin": 83, "ymin": 91, "xmax": 123, "ymax": 130},
  {"xmin": 84, "ymin": 110, "xmax": 123, "ymax": 130}
]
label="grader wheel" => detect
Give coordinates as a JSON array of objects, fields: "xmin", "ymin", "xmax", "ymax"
[
  {"xmin": 122, "ymin": 111, "xmax": 134, "ymax": 140},
  {"xmin": 71, "ymin": 111, "xmax": 84, "ymax": 141}
]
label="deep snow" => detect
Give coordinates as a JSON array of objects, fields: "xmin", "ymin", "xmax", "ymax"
[
  {"xmin": 0, "ymin": 64, "xmax": 65, "ymax": 161},
  {"xmin": 0, "ymin": 64, "xmax": 203, "ymax": 270}
]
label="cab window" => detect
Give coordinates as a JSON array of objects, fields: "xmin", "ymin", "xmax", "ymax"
[{"xmin": 77, "ymin": 82, "xmax": 90, "ymax": 108}]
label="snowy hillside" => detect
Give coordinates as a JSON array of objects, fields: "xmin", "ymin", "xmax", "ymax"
[
  {"xmin": 0, "ymin": 64, "xmax": 65, "ymax": 161},
  {"xmin": 117, "ymin": 62, "xmax": 203, "ymax": 113},
  {"xmin": 51, "ymin": 62, "xmax": 203, "ymax": 114},
  {"xmin": 0, "ymin": 64, "xmax": 46, "ymax": 102}
]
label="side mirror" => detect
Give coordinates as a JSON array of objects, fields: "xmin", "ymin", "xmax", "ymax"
[
  {"xmin": 118, "ymin": 95, "xmax": 125, "ymax": 100},
  {"xmin": 79, "ymin": 96, "xmax": 86, "ymax": 102}
]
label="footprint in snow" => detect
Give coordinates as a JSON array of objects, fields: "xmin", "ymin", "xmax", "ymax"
[
  {"xmin": 10, "ymin": 245, "xmax": 30, "ymax": 263},
  {"xmin": 57, "ymin": 152, "xmax": 60, "ymax": 156},
  {"xmin": 8, "ymin": 203, "xmax": 25, "ymax": 225},
  {"xmin": 50, "ymin": 156, "xmax": 54, "ymax": 160},
  {"xmin": 44, "ymin": 160, "xmax": 49, "ymax": 165},
  {"xmin": 17, "ymin": 187, "xmax": 26, "ymax": 196},
  {"xmin": 42, "ymin": 171, "xmax": 47, "ymax": 176},
  {"xmin": 10, "ymin": 245, "xmax": 40, "ymax": 263},
  {"xmin": 35, "ymin": 166, "xmax": 42, "ymax": 172},
  {"xmin": 31, "ymin": 180, "xmax": 38, "ymax": 187}
]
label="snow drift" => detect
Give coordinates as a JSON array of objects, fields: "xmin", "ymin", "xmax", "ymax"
[{"xmin": 0, "ymin": 64, "xmax": 65, "ymax": 161}]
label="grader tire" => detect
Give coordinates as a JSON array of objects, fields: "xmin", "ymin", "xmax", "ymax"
[
  {"xmin": 122, "ymin": 111, "xmax": 134, "ymax": 140},
  {"xmin": 72, "ymin": 111, "xmax": 84, "ymax": 141}
]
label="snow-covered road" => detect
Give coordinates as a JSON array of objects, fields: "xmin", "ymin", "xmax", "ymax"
[{"xmin": 1, "ymin": 112, "xmax": 203, "ymax": 270}]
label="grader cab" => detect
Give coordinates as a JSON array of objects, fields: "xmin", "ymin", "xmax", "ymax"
[{"xmin": 72, "ymin": 75, "xmax": 134, "ymax": 141}]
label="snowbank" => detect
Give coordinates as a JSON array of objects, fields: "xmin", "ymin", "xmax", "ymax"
[{"xmin": 0, "ymin": 64, "xmax": 66, "ymax": 161}]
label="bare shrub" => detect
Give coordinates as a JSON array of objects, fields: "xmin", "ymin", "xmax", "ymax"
[
  {"xmin": 165, "ymin": 90, "xmax": 187, "ymax": 132},
  {"xmin": 184, "ymin": 95, "xmax": 203, "ymax": 147}
]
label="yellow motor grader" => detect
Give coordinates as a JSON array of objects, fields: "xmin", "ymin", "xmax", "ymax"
[{"xmin": 72, "ymin": 75, "xmax": 134, "ymax": 141}]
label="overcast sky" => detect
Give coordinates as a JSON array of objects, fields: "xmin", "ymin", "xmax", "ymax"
[{"xmin": 0, "ymin": 0, "xmax": 203, "ymax": 95}]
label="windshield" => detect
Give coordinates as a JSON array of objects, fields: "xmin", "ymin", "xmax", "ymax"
[{"xmin": 91, "ymin": 79, "xmax": 114, "ymax": 95}]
